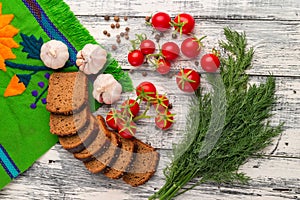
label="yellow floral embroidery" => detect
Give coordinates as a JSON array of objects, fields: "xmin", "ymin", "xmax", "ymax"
[{"xmin": 0, "ymin": 3, "xmax": 19, "ymax": 72}]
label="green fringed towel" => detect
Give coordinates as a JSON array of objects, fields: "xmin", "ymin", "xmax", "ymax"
[{"xmin": 0, "ymin": 0, "xmax": 132, "ymax": 189}]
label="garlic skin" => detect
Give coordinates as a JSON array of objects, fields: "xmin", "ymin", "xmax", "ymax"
[
  {"xmin": 76, "ymin": 44, "xmax": 107, "ymax": 75},
  {"xmin": 40, "ymin": 40, "xmax": 69, "ymax": 69},
  {"xmin": 93, "ymin": 74, "xmax": 122, "ymax": 104}
]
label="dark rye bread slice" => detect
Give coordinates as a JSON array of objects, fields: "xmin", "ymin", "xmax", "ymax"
[
  {"xmin": 49, "ymin": 106, "xmax": 90, "ymax": 136},
  {"xmin": 84, "ymin": 129, "xmax": 120, "ymax": 174},
  {"xmin": 58, "ymin": 115, "xmax": 99, "ymax": 153},
  {"xmin": 46, "ymin": 72, "xmax": 88, "ymax": 115},
  {"xmin": 122, "ymin": 139, "xmax": 159, "ymax": 187},
  {"xmin": 73, "ymin": 115, "xmax": 111, "ymax": 162},
  {"xmin": 103, "ymin": 136, "xmax": 135, "ymax": 179}
]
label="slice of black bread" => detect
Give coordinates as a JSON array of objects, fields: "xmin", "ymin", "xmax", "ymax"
[
  {"xmin": 84, "ymin": 129, "xmax": 120, "ymax": 174},
  {"xmin": 46, "ymin": 72, "xmax": 88, "ymax": 115},
  {"xmin": 49, "ymin": 107, "xmax": 89, "ymax": 136},
  {"xmin": 73, "ymin": 115, "xmax": 111, "ymax": 162},
  {"xmin": 58, "ymin": 115, "xmax": 99, "ymax": 153},
  {"xmin": 122, "ymin": 139, "xmax": 159, "ymax": 187},
  {"xmin": 103, "ymin": 135, "xmax": 135, "ymax": 179}
]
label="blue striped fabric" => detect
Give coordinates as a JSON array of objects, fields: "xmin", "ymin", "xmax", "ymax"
[
  {"xmin": 0, "ymin": 145, "xmax": 20, "ymax": 179},
  {"xmin": 22, "ymin": 0, "xmax": 78, "ymax": 65}
]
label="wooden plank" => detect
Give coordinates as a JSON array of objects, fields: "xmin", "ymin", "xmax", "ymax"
[
  {"xmin": 64, "ymin": 0, "xmax": 300, "ymax": 21},
  {"xmin": 74, "ymin": 16, "xmax": 300, "ymax": 77},
  {"xmin": 0, "ymin": 145, "xmax": 299, "ymax": 199}
]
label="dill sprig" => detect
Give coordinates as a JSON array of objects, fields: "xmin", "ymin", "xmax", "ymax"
[{"xmin": 149, "ymin": 27, "xmax": 283, "ymax": 200}]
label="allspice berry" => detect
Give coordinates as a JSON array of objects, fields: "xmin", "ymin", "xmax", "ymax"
[{"xmin": 114, "ymin": 16, "xmax": 120, "ymax": 22}]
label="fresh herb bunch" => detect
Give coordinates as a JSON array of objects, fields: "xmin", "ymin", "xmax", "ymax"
[{"xmin": 149, "ymin": 27, "xmax": 283, "ymax": 200}]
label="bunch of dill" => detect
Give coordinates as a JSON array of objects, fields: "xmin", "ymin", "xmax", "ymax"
[{"xmin": 149, "ymin": 27, "xmax": 283, "ymax": 200}]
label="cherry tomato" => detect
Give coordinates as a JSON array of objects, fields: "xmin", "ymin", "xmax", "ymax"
[
  {"xmin": 176, "ymin": 68, "xmax": 200, "ymax": 92},
  {"xmin": 173, "ymin": 13, "xmax": 195, "ymax": 35},
  {"xmin": 200, "ymin": 54, "xmax": 221, "ymax": 73},
  {"xmin": 136, "ymin": 81, "xmax": 157, "ymax": 101},
  {"xmin": 118, "ymin": 119, "xmax": 137, "ymax": 139},
  {"xmin": 181, "ymin": 37, "xmax": 202, "ymax": 58},
  {"xmin": 155, "ymin": 110, "xmax": 174, "ymax": 130},
  {"xmin": 121, "ymin": 99, "xmax": 140, "ymax": 117},
  {"xmin": 128, "ymin": 50, "xmax": 144, "ymax": 67},
  {"xmin": 151, "ymin": 12, "xmax": 171, "ymax": 32},
  {"xmin": 156, "ymin": 59, "xmax": 171, "ymax": 75},
  {"xmin": 162, "ymin": 42, "xmax": 180, "ymax": 61},
  {"xmin": 152, "ymin": 94, "xmax": 169, "ymax": 112},
  {"xmin": 106, "ymin": 109, "xmax": 122, "ymax": 130},
  {"xmin": 140, "ymin": 39, "xmax": 156, "ymax": 55}
]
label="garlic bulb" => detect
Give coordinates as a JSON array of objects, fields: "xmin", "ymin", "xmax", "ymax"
[
  {"xmin": 76, "ymin": 44, "xmax": 107, "ymax": 75},
  {"xmin": 40, "ymin": 40, "xmax": 69, "ymax": 69},
  {"xmin": 93, "ymin": 74, "xmax": 122, "ymax": 104}
]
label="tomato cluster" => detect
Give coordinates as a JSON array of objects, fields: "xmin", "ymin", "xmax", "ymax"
[{"xmin": 106, "ymin": 81, "xmax": 175, "ymax": 139}]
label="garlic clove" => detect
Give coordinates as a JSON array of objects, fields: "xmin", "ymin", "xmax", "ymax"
[
  {"xmin": 76, "ymin": 44, "xmax": 107, "ymax": 75},
  {"xmin": 92, "ymin": 74, "xmax": 122, "ymax": 104},
  {"xmin": 40, "ymin": 40, "xmax": 69, "ymax": 69}
]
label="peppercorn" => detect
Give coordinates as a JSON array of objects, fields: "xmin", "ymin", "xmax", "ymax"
[
  {"xmin": 120, "ymin": 32, "xmax": 125, "ymax": 37},
  {"xmin": 116, "ymin": 38, "xmax": 121, "ymax": 43},
  {"xmin": 125, "ymin": 35, "xmax": 129, "ymax": 40},
  {"xmin": 172, "ymin": 33, "xmax": 178, "ymax": 39},
  {"xmin": 125, "ymin": 27, "xmax": 130, "ymax": 32},
  {"xmin": 114, "ymin": 16, "xmax": 120, "ymax": 22},
  {"xmin": 103, "ymin": 30, "xmax": 108, "ymax": 35},
  {"xmin": 104, "ymin": 15, "xmax": 110, "ymax": 21},
  {"xmin": 116, "ymin": 22, "xmax": 120, "ymax": 28},
  {"xmin": 116, "ymin": 34, "xmax": 120, "ymax": 39},
  {"xmin": 112, "ymin": 44, "xmax": 117, "ymax": 51},
  {"xmin": 145, "ymin": 16, "xmax": 151, "ymax": 22},
  {"xmin": 142, "ymin": 71, "xmax": 148, "ymax": 77},
  {"xmin": 124, "ymin": 16, "xmax": 128, "ymax": 21},
  {"xmin": 107, "ymin": 33, "xmax": 111, "ymax": 37},
  {"xmin": 111, "ymin": 23, "xmax": 115, "ymax": 29}
]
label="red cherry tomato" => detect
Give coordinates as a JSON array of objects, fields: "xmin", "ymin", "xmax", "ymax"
[
  {"xmin": 200, "ymin": 54, "xmax": 221, "ymax": 73},
  {"xmin": 128, "ymin": 50, "xmax": 144, "ymax": 67},
  {"xmin": 156, "ymin": 59, "xmax": 171, "ymax": 75},
  {"xmin": 152, "ymin": 94, "xmax": 169, "ymax": 112},
  {"xmin": 155, "ymin": 110, "xmax": 174, "ymax": 130},
  {"xmin": 176, "ymin": 68, "xmax": 200, "ymax": 92},
  {"xmin": 181, "ymin": 37, "xmax": 202, "ymax": 58},
  {"xmin": 151, "ymin": 12, "xmax": 171, "ymax": 32},
  {"xmin": 162, "ymin": 42, "xmax": 180, "ymax": 61},
  {"xmin": 121, "ymin": 99, "xmax": 140, "ymax": 117},
  {"xmin": 136, "ymin": 81, "xmax": 157, "ymax": 101},
  {"xmin": 106, "ymin": 109, "xmax": 122, "ymax": 130},
  {"xmin": 173, "ymin": 13, "xmax": 195, "ymax": 35},
  {"xmin": 118, "ymin": 119, "xmax": 137, "ymax": 139},
  {"xmin": 140, "ymin": 39, "xmax": 156, "ymax": 55}
]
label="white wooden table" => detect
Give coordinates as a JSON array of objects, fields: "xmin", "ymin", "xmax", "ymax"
[{"xmin": 1, "ymin": 0, "xmax": 300, "ymax": 199}]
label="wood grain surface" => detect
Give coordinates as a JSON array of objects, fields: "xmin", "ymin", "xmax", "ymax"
[{"xmin": 1, "ymin": 0, "xmax": 299, "ymax": 199}]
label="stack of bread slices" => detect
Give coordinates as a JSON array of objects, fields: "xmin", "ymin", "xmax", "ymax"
[{"xmin": 46, "ymin": 72, "xmax": 159, "ymax": 186}]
